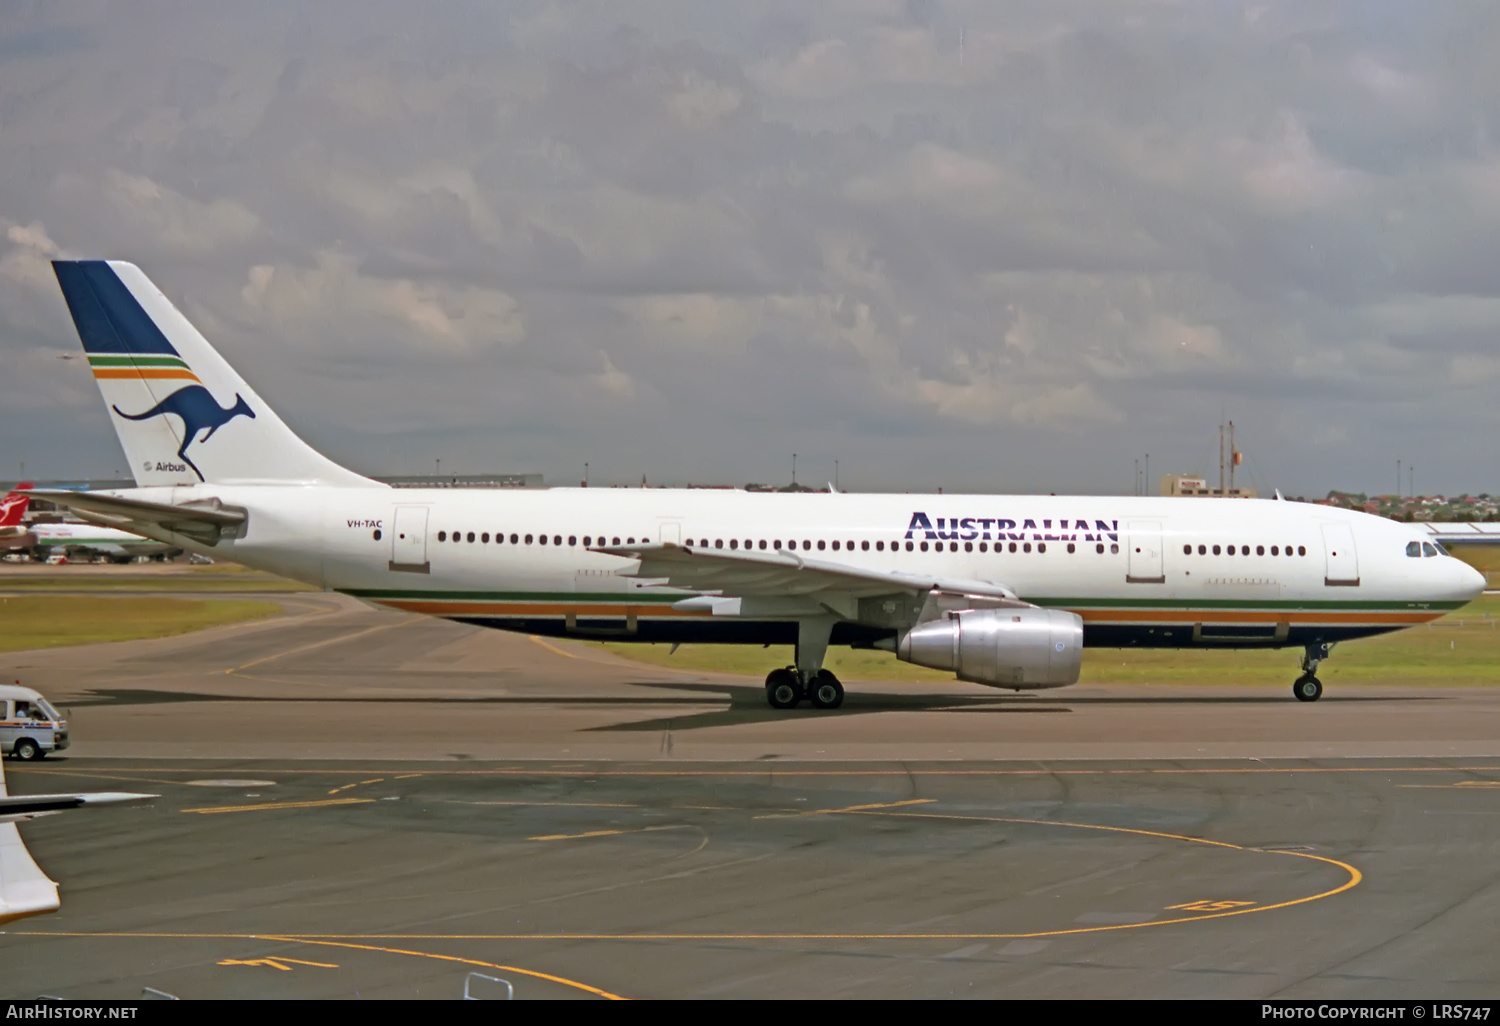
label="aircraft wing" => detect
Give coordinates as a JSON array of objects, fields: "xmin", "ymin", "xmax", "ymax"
[
  {"xmin": 594, "ymin": 541, "xmax": 1021, "ymax": 617},
  {"xmin": 0, "ymin": 756, "xmax": 156, "ymax": 925},
  {"xmin": 22, "ymin": 490, "xmax": 245, "ymax": 546}
]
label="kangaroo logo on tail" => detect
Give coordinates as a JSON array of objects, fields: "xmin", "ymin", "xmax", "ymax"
[{"xmin": 113, "ymin": 386, "xmax": 255, "ymax": 481}]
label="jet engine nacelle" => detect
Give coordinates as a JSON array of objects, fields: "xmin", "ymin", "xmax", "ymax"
[{"xmin": 897, "ymin": 607, "xmax": 1084, "ymax": 689}]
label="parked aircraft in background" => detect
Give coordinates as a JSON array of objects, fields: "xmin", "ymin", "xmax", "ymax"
[
  {"xmin": 0, "ymin": 486, "xmax": 174, "ymax": 562},
  {"xmin": 27, "ymin": 260, "xmax": 1487, "ymax": 708},
  {"xmin": 0, "ymin": 483, "xmax": 34, "ymax": 551}
]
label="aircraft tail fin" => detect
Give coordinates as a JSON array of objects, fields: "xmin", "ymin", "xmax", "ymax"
[
  {"xmin": 51, "ymin": 261, "xmax": 376, "ymax": 488},
  {"xmin": 0, "ymin": 484, "xmax": 32, "ymax": 528}
]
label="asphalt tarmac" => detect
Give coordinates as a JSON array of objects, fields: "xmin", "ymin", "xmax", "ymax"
[{"xmin": 1, "ymin": 587, "xmax": 1498, "ymax": 999}]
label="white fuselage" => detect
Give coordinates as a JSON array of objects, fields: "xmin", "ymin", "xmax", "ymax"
[{"xmin": 107, "ymin": 484, "xmax": 1485, "ymax": 653}]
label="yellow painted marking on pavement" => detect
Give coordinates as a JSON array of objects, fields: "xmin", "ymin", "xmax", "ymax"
[
  {"xmin": 22, "ymin": 932, "xmax": 624, "ymax": 999},
  {"xmin": 1165, "ymin": 900, "xmax": 1256, "ymax": 912},
  {"xmin": 755, "ymin": 798, "xmax": 936, "ymax": 819},
  {"xmin": 1399, "ymin": 781, "xmax": 1500, "ymax": 789},
  {"xmin": 531, "ymin": 828, "xmax": 624, "ymax": 841},
  {"xmin": 327, "ymin": 778, "xmax": 385, "ymax": 795},
  {"xmin": 444, "ymin": 800, "xmax": 640, "ymax": 809},
  {"xmin": 529, "ymin": 635, "xmax": 580, "ymax": 660},
  {"xmin": 393, "ymin": 774, "xmax": 423, "ymax": 780},
  {"xmin": 26, "ymin": 815, "xmax": 1360, "ymax": 943},
  {"xmin": 530, "ymin": 824, "xmax": 695, "ymax": 842},
  {"xmin": 184, "ymin": 797, "xmax": 376, "ymax": 815},
  {"xmin": 217, "ymin": 957, "xmax": 338, "ymax": 971},
  {"xmin": 228, "ymin": 620, "xmax": 410, "ymax": 673}
]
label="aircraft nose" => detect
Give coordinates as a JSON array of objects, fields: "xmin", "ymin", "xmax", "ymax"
[{"xmin": 1454, "ymin": 559, "xmax": 1488, "ymax": 601}]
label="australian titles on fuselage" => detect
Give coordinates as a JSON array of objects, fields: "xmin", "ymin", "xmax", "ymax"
[{"xmin": 905, "ymin": 512, "xmax": 1120, "ymax": 545}]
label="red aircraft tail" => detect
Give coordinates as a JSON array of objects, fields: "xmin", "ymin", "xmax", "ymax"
[{"xmin": 0, "ymin": 483, "xmax": 34, "ymax": 528}]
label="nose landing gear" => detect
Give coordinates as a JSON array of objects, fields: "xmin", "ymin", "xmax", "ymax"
[{"xmin": 1293, "ymin": 643, "xmax": 1331, "ymax": 702}]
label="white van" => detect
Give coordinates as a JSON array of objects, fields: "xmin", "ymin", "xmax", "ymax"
[{"xmin": 0, "ymin": 684, "xmax": 69, "ymax": 760}]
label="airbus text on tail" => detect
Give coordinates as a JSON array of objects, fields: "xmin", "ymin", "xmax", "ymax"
[{"xmin": 51, "ymin": 261, "xmax": 371, "ymax": 488}]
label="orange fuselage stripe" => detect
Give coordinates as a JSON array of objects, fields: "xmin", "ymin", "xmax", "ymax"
[{"xmin": 92, "ymin": 368, "xmax": 199, "ymax": 380}]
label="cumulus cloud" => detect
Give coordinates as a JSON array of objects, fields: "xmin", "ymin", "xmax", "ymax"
[{"xmin": 1, "ymin": 2, "xmax": 1497, "ymax": 491}]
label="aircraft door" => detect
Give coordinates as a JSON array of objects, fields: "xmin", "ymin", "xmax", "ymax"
[
  {"xmin": 659, "ymin": 521, "xmax": 682, "ymax": 545},
  {"xmin": 1321, "ymin": 524, "xmax": 1360, "ymax": 586},
  {"xmin": 389, "ymin": 506, "xmax": 430, "ymax": 574},
  {"xmin": 1126, "ymin": 521, "xmax": 1165, "ymax": 584}
]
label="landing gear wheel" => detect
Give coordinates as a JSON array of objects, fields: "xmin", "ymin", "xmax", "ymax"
[
  {"xmin": 12, "ymin": 737, "xmax": 40, "ymax": 761},
  {"xmin": 1293, "ymin": 675, "xmax": 1323, "ymax": 703},
  {"xmin": 765, "ymin": 668, "xmax": 801, "ymax": 709},
  {"xmin": 809, "ymin": 670, "xmax": 844, "ymax": 710}
]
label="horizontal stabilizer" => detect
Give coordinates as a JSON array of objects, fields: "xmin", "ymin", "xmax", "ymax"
[
  {"xmin": 0, "ymin": 752, "xmax": 157, "ymax": 925},
  {"xmin": 24, "ymin": 490, "xmax": 245, "ymax": 546}
]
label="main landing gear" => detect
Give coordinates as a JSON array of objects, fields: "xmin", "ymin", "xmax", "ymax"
[
  {"xmin": 764, "ymin": 616, "xmax": 845, "ymax": 710},
  {"xmin": 1293, "ymin": 643, "xmax": 1331, "ymax": 702},
  {"xmin": 765, "ymin": 667, "xmax": 844, "ymax": 709}
]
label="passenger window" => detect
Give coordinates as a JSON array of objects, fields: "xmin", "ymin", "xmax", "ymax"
[
  {"xmin": 979, "ymin": 542, "xmax": 988, "ymax": 552},
  {"xmin": 875, "ymin": 541, "xmax": 884, "ymax": 551},
  {"xmin": 730, "ymin": 539, "xmax": 739, "ymax": 549},
  {"xmin": 1422, "ymin": 542, "xmax": 1438, "ymax": 557},
  {"xmin": 510, "ymin": 534, "xmax": 519, "ymax": 544},
  {"xmin": 1297, "ymin": 546, "xmax": 1306, "ymax": 556},
  {"xmin": 715, "ymin": 539, "xmax": 723, "ymax": 549},
  {"xmin": 612, "ymin": 537, "xmax": 621, "ymax": 545},
  {"xmin": 920, "ymin": 542, "xmax": 929, "ymax": 552},
  {"xmin": 1183, "ymin": 545, "xmax": 1192, "ymax": 555},
  {"xmin": 1010, "ymin": 542, "xmax": 1018, "ymax": 553},
  {"xmin": 1095, "ymin": 543, "xmax": 1104, "ymax": 554},
  {"xmin": 1198, "ymin": 544, "xmax": 1206, "ymax": 555},
  {"xmin": 1406, "ymin": 541, "xmax": 1421, "ymax": 557},
  {"xmin": 539, "ymin": 534, "xmax": 548, "ymax": 545},
  {"xmin": 482, "ymin": 532, "xmax": 490, "ymax": 543},
  {"xmin": 964, "ymin": 541, "xmax": 973, "ymax": 552},
  {"xmin": 568, "ymin": 536, "xmax": 577, "ymax": 546},
  {"xmin": 1038, "ymin": 543, "xmax": 1047, "ymax": 553},
  {"xmin": 438, "ymin": 531, "xmax": 447, "ymax": 542},
  {"xmin": 525, "ymin": 534, "xmax": 533, "ymax": 544},
  {"xmin": 1023, "ymin": 542, "xmax": 1032, "ymax": 553},
  {"xmin": 1270, "ymin": 545, "xmax": 1278, "ymax": 555},
  {"xmin": 1067, "ymin": 543, "xmax": 1075, "ymax": 553},
  {"xmin": 1256, "ymin": 545, "xmax": 1264, "ymax": 556},
  {"xmin": 554, "ymin": 536, "xmax": 562, "ymax": 546},
  {"xmin": 1212, "ymin": 545, "xmax": 1221, "ymax": 555},
  {"xmin": 773, "ymin": 540, "xmax": 782, "ymax": 549},
  {"xmin": 830, "ymin": 540, "xmax": 839, "ymax": 551},
  {"xmin": 467, "ymin": 532, "xmax": 475, "ymax": 543},
  {"xmin": 1227, "ymin": 545, "xmax": 1235, "ymax": 555},
  {"xmin": 758, "ymin": 540, "xmax": 766, "ymax": 549},
  {"xmin": 583, "ymin": 536, "xmax": 591, "ymax": 547},
  {"xmin": 1111, "ymin": 543, "xmax": 1119, "ymax": 554},
  {"xmin": 905, "ymin": 541, "xmax": 913, "ymax": 551},
  {"xmin": 861, "ymin": 541, "xmax": 869, "ymax": 551}
]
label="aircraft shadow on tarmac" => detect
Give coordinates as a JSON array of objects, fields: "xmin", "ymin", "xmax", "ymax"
[{"xmin": 584, "ymin": 681, "xmax": 1447, "ymax": 732}]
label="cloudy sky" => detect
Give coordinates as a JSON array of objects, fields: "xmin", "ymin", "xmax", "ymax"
[{"xmin": 2, "ymin": 1, "xmax": 1497, "ymax": 496}]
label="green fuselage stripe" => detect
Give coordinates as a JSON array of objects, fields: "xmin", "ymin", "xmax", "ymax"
[{"xmin": 86, "ymin": 355, "xmax": 189, "ymax": 368}]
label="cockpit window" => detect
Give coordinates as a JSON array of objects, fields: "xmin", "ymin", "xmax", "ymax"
[
  {"xmin": 1421, "ymin": 542, "xmax": 1438, "ymax": 557},
  {"xmin": 1406, "ymin": 541, "xmax": 1422, "ymax": 557}
]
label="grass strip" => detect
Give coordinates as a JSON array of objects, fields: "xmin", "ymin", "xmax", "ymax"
[
  {"xmin": 0, "ymin": 595, "xmax": 283, "ymax": 652},
  {"xmin": 595, "ymin": 595, "xmax": 1500, "ymax": 687}
]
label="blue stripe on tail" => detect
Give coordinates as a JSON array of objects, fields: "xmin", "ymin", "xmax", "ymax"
[{"xmin": 52, "ymin": 261, "xmax": 180, "ymax": 356}]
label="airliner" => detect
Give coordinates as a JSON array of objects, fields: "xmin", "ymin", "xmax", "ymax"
[
  {"xmin": 0, "ymin": 486, "xmax": 173, "ymax": 561},
  {"xmin": 26, "ymin": 261, "xmax": 1486, "ymax": 707}
]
